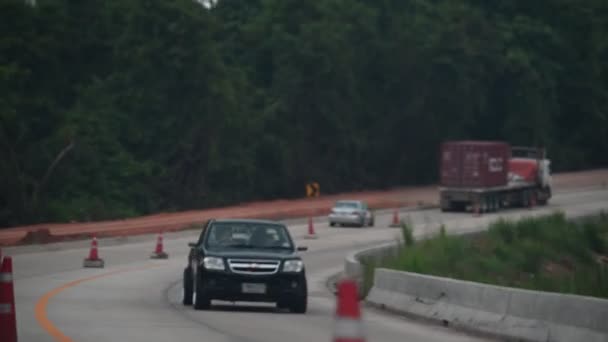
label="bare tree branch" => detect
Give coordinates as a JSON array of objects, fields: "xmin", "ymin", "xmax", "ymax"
[
  {"xmin": 32, "ymin": 140, "xmax": 75, "ymax": 206},
  {"xmin": 42, "ymin": 140, "xmax": 75, "ymax": 187}
]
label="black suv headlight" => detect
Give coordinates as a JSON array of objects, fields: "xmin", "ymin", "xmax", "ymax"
[
  {"xmin": 200, "ymin": 256, "xmax": 225, "ymax": 271},
  {"xmin": 282, "ymin": 259, "xmax": 304, "ymax": 273}
]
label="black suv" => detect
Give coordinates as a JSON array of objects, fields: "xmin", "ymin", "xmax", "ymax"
[{"xmin": 182, "ymin": 219, "xmax": 308, "ymax": 313}]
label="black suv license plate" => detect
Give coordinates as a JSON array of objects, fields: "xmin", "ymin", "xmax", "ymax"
[{"xmin": 241, "ymin": 283, "xmax": 266, "ymax": 294}]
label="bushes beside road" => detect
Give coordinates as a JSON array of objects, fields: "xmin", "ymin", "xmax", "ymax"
[{"xmin": 364, "ymin": 212, "xmax": 608, "ymax": 299}]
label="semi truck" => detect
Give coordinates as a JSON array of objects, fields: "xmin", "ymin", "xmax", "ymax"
[{"xmin": 439, "ymin": 141, "xmax": 552, "ymax": 213}]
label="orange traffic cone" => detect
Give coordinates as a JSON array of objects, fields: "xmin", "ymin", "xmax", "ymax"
[
  {"xmin": 83, "ymin": 234, "xmax": 104, "ymax": 268},
  {"xmin": 390, "ymin": 209, "xmax": 400, "ymax": 227},
  {"xmin": 150, "ymin": 231, "xmax": 169, "ymax": 259},
  {"xmin": 305, "ymin": 217, "xmax": 318, "ymax": 239},
  {"xmin": 0, "ymin": 256, "xmax": 17, "ymax": 342},
  {"xmin": 333, "ymin": 279, "xmax": 365, "ymax": 342}
]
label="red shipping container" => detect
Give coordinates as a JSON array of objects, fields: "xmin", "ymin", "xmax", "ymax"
[{"xmin": 440, "ymin": 141, "xmax": 511, "ymax": 188}]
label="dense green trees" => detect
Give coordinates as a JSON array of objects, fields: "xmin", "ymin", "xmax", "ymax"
[{"xmin": 1, "ymin": 0, "xmax": 607, "ymax": 226}]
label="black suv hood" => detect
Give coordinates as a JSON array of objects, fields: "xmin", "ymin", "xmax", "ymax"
[{"xmin": 203, "ymin": 248, "xmax": 300, "ymax": 260}]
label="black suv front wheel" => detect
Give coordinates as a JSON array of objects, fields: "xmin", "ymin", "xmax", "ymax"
[
  {"xmin": 194, "ymin": 271, "xmax": 211, "ymax": 310},
  {"xmin": 182, "ymin": 267, "xmax": 193, "ymax": 305}
]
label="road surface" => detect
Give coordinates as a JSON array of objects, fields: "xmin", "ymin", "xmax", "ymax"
[{"xmin": 6, "ymin": 187, "xmax": 608, "ymax": 342}]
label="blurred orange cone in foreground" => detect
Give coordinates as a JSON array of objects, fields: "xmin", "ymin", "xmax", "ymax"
[
  {"xmin": 0, "ymin": 256, "xmax": 18, "ymax": 342},
  {"xmin": 333, "ymin": 279, "xmax": 365, "ymax": 342}
]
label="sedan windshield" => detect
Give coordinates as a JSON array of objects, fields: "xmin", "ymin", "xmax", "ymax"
[
  {"xmin": 335, "ymin": 201, "xmax": 360, "ymax": 209},
  {"xmin": 204, "ymin": 222, "xmax": 294, "ymax": 251}
]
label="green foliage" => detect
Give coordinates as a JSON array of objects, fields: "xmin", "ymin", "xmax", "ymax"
[
  {"xmin": 1, "ymin": 0, "xmax": 608, "ymax": 226},
  {"xmin": 373, "ymin": 213, "xmax": 608, "ymax": 299},
  {"xmin": 582, "ymin": 215, "xmax": 608, "ymax": 254}
]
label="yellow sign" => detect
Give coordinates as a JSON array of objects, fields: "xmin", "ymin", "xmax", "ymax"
[{"xmin": 306, "ymin": 182, "xmax": 320, "ymax": 197}]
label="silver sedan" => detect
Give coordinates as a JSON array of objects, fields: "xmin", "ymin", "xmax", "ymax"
[{"xmin": 328, "ymin": 200, "xmax": 375, "ymax": 227}]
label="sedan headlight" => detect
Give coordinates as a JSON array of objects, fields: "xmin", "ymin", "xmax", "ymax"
[
  {"xmin": 283, "ymin": 260, "xmax": 304, "ymax": 273},
  {"xmin": 201, "ymin": 257, "xmax": 225, "ymax": 271}
]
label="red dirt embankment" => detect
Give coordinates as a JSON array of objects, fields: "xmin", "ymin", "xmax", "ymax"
[{"xmin": 1, "ymin": 169, "xmax": 606, "ymax": 246}]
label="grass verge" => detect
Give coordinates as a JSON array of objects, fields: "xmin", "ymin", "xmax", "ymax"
[{"xmin": 363, "ymin": 211, "xmax": 608, "ymax": 299}]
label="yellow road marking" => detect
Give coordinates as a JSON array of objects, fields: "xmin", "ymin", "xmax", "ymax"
[{"xmin": 35, "ymin": 264, "xmax": 162, "ymax": 342}]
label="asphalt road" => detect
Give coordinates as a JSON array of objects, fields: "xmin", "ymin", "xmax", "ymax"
[{"xmin": 6, "ymin": 187, "xmax": 608, "ymax": 342}]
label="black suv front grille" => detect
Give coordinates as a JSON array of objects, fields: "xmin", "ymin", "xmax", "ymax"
[{"xmin": 227, "ymin": 259, "xmax": 281, "ymax": 275}]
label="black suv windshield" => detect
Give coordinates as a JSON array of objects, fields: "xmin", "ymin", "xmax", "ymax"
[{"xmin": 204, "ymin": 222, "xmax": 294, "ymax": 251}]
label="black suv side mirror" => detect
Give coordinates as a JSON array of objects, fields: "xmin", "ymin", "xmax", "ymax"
[
  {"xmin": 297, "ymin": 246, "xmax": 308, "ymax": 251},
  {"xmin": 188, "ymin": 242, "xmax": 197, "ymax": 248}
]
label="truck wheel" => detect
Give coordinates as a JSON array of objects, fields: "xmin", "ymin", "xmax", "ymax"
[
  {"xmin": 440, "ymin": 200, "xmax": 451, "ymax": 212},
  {"xmin": 494, "ymin": 196, "xmax": 501, "ymax": 212},
  {"xmin": 536, "ymin": 188, "xmax": 549, "ymax": 205},
  {"xmin": 522, "ymin": 191, "xmax": 530, "ymax": 207},
  {"xmin": 182, "ymin": 267, "xmax": 193, "ymax": 306}
]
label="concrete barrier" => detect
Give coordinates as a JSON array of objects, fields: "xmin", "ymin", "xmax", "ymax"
[
  {"xmin": 344, "ymin": 242, "xmax": 399, "ymax": 280},
  {"xmin": 367, "ymin": 269, "xmax": 608, "ymax": 342}
]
